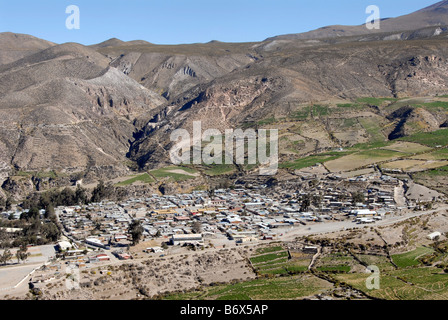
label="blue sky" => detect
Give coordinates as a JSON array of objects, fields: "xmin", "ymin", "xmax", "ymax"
[{"xmin": 0, "ymin": 0, "xmax": 438, "ymax": 45}]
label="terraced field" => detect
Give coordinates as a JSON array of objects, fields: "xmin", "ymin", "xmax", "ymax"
[
  {"xmin": 249, "ymin": 246, "xmax": 312, "ymax": 275},
  {"xmin": 163, "ymin": 242, "xmax": 448, "ymax": 301},
  {"xmin": 149, "ymin": 166, "xmax": 199, "ymax": 182},
  {"xmin": 335, "ymin": 267, "xmax": 448, "ymax": 300},
  {"xmin": 163, "ymin": 274, "xmax": 333, "ymax": 300},
  {"xmin": 315, "ymin": 252, "xmax": 360, "ymax": 273},
  {"xmin": 324, "ymin": 149, "xmax": 402, "ymax": 172},
  {"xmin": 391, "ymin": 247, "xmax": 435, "ymax": 269}
]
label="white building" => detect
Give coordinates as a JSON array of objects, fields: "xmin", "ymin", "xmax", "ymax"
[
  {"xmin": 428, "ymin": 232, "xmax": 442, "ymax": 240},
  {"xmin": 170, "ymin": 234, "xmax": 204, "ymax": 246}
]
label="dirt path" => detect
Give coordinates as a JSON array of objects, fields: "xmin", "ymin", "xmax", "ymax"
[
  {"xmin": 308, "ymin": 246, "xmax": 321, "ymax": 270},
  {"xmin": 394, "ymin": 180, "xmax": 407, "ymax": 207}
]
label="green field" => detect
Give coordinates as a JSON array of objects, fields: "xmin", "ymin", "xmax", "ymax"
[
  {"xmin": 399, "ymin": 129, "xmax": 448, "ymax": 147},
  {"xmin": 391, "ymin": 247, "xmax": 435, "ymax": 269},
  {"xmin": 415, "ymin": 165, "xmax": 448, "ymax": 177},
  {"xmin": 335, "ymin": 267, "xmax": 448, "ymax": 300},
  {"xmin": 250, "ymin": 251, "xmax": 289, "ymax": 265},
  {"xmin": 204, "ymin": 164, "xmax": 236, "ymax": 176},
  {"xmin": 248, "ymin": 247, "xmax": 309, "ymax": 275},
  {"xmin": 163, "ymin": 275, "xmax": 332, "ymax": 300},
  {"xmin": 150, "ymin": 166, "xmax": 197, "ymax": 182},
  {"xmin": 255, "ymin": 246, "xmax": 285, "ymax": 255},
  {"xmin": 417, "ymin": 101, "xmax": 448, "ymax": 111}
]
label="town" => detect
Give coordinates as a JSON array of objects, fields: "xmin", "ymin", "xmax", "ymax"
[
  {"xmin": 0, "ymin": 165, "xmax": 445, "ymax": 299},
  {"xmin": 2, "ymin": 168, "xmax": 415, "ymax": 261}
]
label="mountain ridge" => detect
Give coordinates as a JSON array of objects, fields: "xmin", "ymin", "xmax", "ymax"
[{"xmin": 1, "ymin": 1, "xmax": 448, "ymax": 199}]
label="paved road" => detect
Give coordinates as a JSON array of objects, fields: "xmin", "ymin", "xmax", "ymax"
[
  {"xmin": 279, "ymin": 206, "xmax": 448, "ymax": 241},
  {"xmin": 0, "ymin": 244, "xmax": 56, "ymax": 292}
]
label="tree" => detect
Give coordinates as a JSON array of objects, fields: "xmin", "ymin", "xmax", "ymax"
[
  {"xmin": 312, "ymin": 195, "xmax": 322, "ymax": 208},
  {"xmin": 44, "ymin": 204, "xmax": 55, "ymax": 220},
  {"xmin": 0, "ymin": 249, "xmax": 13, "ymax": 265},
  {"xmin": 207, "ymin": 188, "xmax": 215, "ymax": 198},
  {"xmin": 41, "ymin": 222, "xmax": 61, "ymax": 242},
  {"xmin": 352, "ymin": 192, "xmax": 365, "ymax": 204},
  {"xmin": 300, "ymin": 194, "xmax": 311, "ymax": 212},
  {"xmin": 129, "ymin": 220, "xmax": 143, "ymax": 246},
  {"xmin": 192, "ymin": 221, "xmax": 202, "ymax": 234},
  {"xmin": 21, "ymin": 207, "xmax": 40, "ymax": 221},
  {"xmin": 91, "ymin": 181, "xmax": 114, "ymax": 203},
  {"xmin": 16, "ymin": 244, "xmax": 29, "ymax": 264},
  {"xmin": 75, "ymin": 185, "xmax": 88, "ymax": 205}
]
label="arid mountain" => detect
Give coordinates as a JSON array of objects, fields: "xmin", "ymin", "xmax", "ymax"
[
  {"xmin": 0, "ymin": 42, "xmax": 165, "ymax": 187},
  {"xmin": 97, "ymin": 41, "xmax": 259, "ymax": 100},
  {"xmin": 128, "ymin": 39, "xmax": 448, "ymax": 169},
  {"xmin": 0, "ymin": 32, "xmax": 55, "ymax": 65},
  {"xmin": 268, "ymin": 0, "xmax": 448, "ymax": 41},
  {"xmin": 1, "ymin": 1, "xmax": 448, "ymax": 199}
]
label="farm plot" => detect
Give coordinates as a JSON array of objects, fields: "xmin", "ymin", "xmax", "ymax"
[
  {"xmin": 391, "ymin": 247, "xmax": 435, "ymax": 269},
  {"xmin": 358, "ymin": 117, "xmax": 387, "ymax": 143},
  {"xmin": 150, "ymin": 166, "xmax": 198, "ymax": 182},
  {"xmin": 249, "ymin": 246, "xmax": 311, "ymax": 275},
  {"xmin": 381, "ymin": 160, "xmax": 448, "ymax": 172},
  {"xmin": 335, "ymin": 267, "xmax": 448, "ymax": 300},
  {"xmin": 115, "ymin": 173, "xmax": 154, "ymax": 186},
  {"xmin": 356, "ymin": 254, "xmax": 395, "ymax": 272},
  {"xmin": 411, "ymin": 148, "xmax": 448, "ymax": 161},
  {"xmin": 399, "ymin": 129, "xmax": 448, "ymax": 147},
  {"xmin": 164, "ymin": 274, "xmax": 333, "ymax": 300},
  {"xmin": 324, "ymin": 149, "xmax": 404, "ymax": 172},
  {"xmin": 314, "ymin": 252, "xmax": 361, "ymax": 273},
  {"xmin": 380, "ymin": 141, "xmax": 433, "ymax": 154}
]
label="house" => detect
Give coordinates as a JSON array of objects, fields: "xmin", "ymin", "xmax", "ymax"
[
  {"xmin": 170, "ymin": 234, "xmax": 204, "ymax": 246},
  {"xmin": 57, "ymin": 241, "xmax": 73, "ymax": 251},
  {"xmin": 114, "ymin": 234, "xmax": 127, "ymax": 242},
  {"xmin": 96, "ymin": 254, "xmax": 110, "ymax": 261},
  {"xmin": 145, "ymin": 247, "xmax": 164, "ymax": 253},
  {"xmin": 117, "ymin": 253, "xmax": 132, "ymax": 260},
  {"xmin": 351, "ymin": 209, "xmax": 378, "ymax": 217},
  {"xmin": 236, "ymin": 236, "xmax": 258, "ymax": 243},
  {"xmin": 303, "ymin": 246, "xmax": 318, "ymax": 254},
  {"xmin": 85, "ymin": 237, "xmax": 109, "ymax": 249},
  {"xmin": 428, "ymin": 232, "xmax": 442, "ymax": 240}
]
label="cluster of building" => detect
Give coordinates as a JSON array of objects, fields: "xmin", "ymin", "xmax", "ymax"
[{"xmin": 53, "ymin": 173, "xmax": 402, "ymax": 249}]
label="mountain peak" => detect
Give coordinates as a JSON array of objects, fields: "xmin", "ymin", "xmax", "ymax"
[
  {"xmin": 266, "ymin": 0, "xmax": 448, "ymax": 41},
  {"xmin": 418, "ymin": 0, "xmax": 448, "ymax": 12}
]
